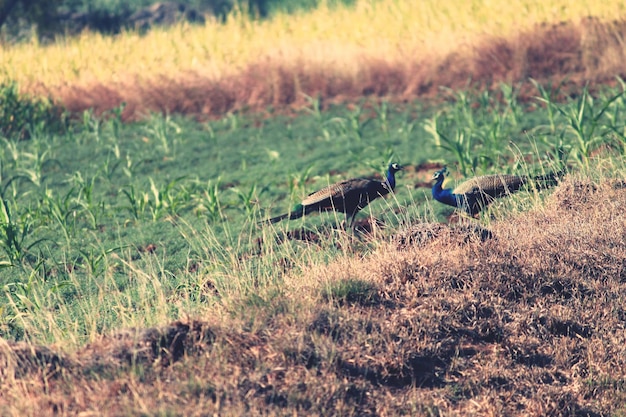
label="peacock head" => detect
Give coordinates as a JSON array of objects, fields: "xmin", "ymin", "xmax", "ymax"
[
  {"xmin": 388, "ymin": 163, "xmax": 403, "ymax": 173},
  {"xmin": 384, "ymin": 163, "xmax": 403, "ymax": 190},
  {"xmin": 432, "ymin": 166, "xmax": 448, "ymax": 183}
]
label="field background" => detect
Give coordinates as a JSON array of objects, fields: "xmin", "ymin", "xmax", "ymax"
[
  {"xmin": 3, "ymin": 0, "xmax": 626, "ymax": 119},
  {"xmin": 1, "ymin": 0, "xmax": 626, "ymax": 415}
]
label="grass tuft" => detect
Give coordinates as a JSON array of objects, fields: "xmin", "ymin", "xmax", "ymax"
[{"xmin": 321, "ymin": 278, "xmax": 379, "ymax": 306}]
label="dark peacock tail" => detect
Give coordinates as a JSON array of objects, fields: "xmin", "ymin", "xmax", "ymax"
[
  {"xmin": 432, "ymin": 166, "xmax": 564, "ymax": 215},
  {"xmin": 266, "ymin": 204, "xmax": 305, "ymax": 224},
  {"xmin": 263, "ymin": 163, "xmax": 403, "ymax": 227}
]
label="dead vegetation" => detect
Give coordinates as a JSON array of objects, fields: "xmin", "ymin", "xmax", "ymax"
[
  {"xmin": 31, "ymin": 16, "xmax": 626, "ymax": 121},
  {"xmin": 2, "ymin": 174, "xmax": 625, "ymax": 415}
]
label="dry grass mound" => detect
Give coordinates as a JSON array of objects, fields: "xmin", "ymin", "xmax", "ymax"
[{"xmin": 2, "ymin": 175, "xmax": 626, "ymax": 415}]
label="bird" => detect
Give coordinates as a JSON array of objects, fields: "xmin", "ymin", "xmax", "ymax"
[
  {"xmin": 431, "ymin": 166, "xmax": 562, "ymax": 216},
  {"xmin": 264, "ymin": 163, "xmax": 403, "ymax": 227}
]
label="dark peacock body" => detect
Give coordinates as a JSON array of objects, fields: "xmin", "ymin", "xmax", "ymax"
[
  {"xmin": 432, "ymin": 166, "xmax": 562, "ymax": 215},
  {"xmin": 265, "ymin": 163, "xmax": 403, "ymax": 226}
]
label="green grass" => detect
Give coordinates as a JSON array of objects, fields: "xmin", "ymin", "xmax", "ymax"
[{"xmin": 0, "ymin": 80, "xmax": 625, "ymax": 347}]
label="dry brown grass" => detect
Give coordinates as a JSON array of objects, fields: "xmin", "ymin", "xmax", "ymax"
[
  {"xmin": 24, "ymin": 17, "xmax": 626, "ymax": 121},
  {"xmin": 2, "ymin": 174, "xmax": 625, "ymax": 416}
]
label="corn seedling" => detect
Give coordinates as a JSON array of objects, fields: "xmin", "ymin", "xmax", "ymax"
[
  {"xmin": 70, "ymin": 172, "xmax": 105, "ymax": 229},
  {"xmin": 424, "ymin": 114, "xmax": 476, "ymax": 176},
  {"xmin": 120, "ymin": 184, "xmax": 148, "ymax": 220},
  {"xmin": 144, "ymin": 112, "xmax": 182, "ymax": 155},
  {"xmin": 231, "ymin": 184, "xmax": 261, "ymax": 219},
  {"xmin": 41, "ymin": 187, "xmax": 79, "ymax": 244},
  {"xmin": 0, "ymin": 199, "xmax": 45, "ymax": 267},
  {"xmin": 146, "ymin": 176, "xmax": 188, "ymax": 220},
  {"xmin": 77, "ymin": 245, "xmax": 124, "ymax": 276}
]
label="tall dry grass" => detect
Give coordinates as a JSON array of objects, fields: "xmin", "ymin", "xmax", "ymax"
[{"xmin": 3, "ymin": 1, "xmax": 626, "ymax": 119}]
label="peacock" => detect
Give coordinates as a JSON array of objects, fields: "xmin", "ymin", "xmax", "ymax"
[
  {"xmin": 431, "ymin": 166, "xmax": 562, "ymax": 216},
  {"xmin": 264, "ymin": 163, "xmax": 403, "ymax": 227}
]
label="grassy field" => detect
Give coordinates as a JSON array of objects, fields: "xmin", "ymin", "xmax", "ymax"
[
  {"xmin": 4, "ymin": 78, "xmax": 623, "ymax": 346},
  {"xmin": 0, "ymin": 76, "xmax": 626, "ymax": 414},
  {"xmin": 0, "ymin": 88, "xmax": 429, "ymax": 345},
  {"xmin": 1, "ymin": 0, "xmax": 626, "ymax": 414}
]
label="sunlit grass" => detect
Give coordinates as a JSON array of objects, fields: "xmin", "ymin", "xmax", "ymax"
[
  {"xmin": 2, "ymin": 0, "xmax": 626, "ymax": 90},
  {"xmin": 1, "ymin": 75, "xmax": 626, "ymax": 350},
  {"xmin": 1, "ymin": 67, "xmax": 626, "ymax": 414}
]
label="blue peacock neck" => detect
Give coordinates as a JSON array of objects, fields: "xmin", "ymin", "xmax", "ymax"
[
  {"xmin": 386, "ymin": 167, "xmax": 396, "ymax": 190},
  {"xmin": 432, "ymin": 177, "xmax": 459, "ymax": 208}
]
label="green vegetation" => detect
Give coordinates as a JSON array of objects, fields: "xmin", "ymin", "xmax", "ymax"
[
  {"xmin": 0, "ymin": 79, "xmax": 624, "ymax": 349},
  {"xmin": 0, "ymin": 81, "xmax": 67, "ymax": 140}
]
